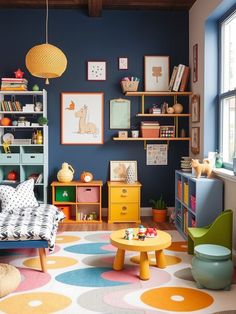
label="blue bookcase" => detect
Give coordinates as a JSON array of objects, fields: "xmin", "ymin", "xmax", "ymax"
[{"xmin": 175, "ymin": 170, "xmax": 223, "ymax": 239}]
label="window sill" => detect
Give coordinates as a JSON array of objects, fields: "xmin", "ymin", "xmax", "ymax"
[{"xmin": 213, "ymin": 168, "xmax": 236, "ymax": 183}]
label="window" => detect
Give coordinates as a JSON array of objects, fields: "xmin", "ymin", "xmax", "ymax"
[{"xmin": 219, "ymin": 10, "xmax": 236, "ymax": 167}]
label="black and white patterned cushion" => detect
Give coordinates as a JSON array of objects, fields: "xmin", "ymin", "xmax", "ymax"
[{"xmin": 0, "ymin": 179, "xmax": 38, "ymax": 212}]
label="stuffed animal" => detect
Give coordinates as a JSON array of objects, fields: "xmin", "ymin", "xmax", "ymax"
[
  {"xmin": 191, "ymin": 159, "xmax": 213, "ymax": 179},
  {"xmin": 124, "ymin": 228, "xmax": 134, "ymax": 240}
]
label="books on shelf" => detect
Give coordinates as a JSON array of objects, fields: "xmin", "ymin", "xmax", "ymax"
[
  {"xmin": 0, "ymin": 100, "xmax": 22, "ymax": 111},
  {"xmin": 173, "ymin": 64, "xmax": 185, "ymax": 91},
  {"xmin": 1, "ymin": 77, "xmax": 28, "ymax": 91},
  {"xmin": 179, "ymin": 66, "xmax": 190, "ymax": 92},
  {"xmin": 168, "ymin": 66, "xmax": 178, "ymax": 91},
  {"xmin": 169, "ymin": 64, "xmax": 190, "ymax": 92}
]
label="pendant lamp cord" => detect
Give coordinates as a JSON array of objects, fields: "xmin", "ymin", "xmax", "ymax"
[{"xmin": 45, "ymin": 0, "xmax": 48, "ymax": 44}]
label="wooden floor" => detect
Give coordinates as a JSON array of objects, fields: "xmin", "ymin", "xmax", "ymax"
[{"xmin": 58, "ymin": 217, "xmax": 176, "ymax": 232}]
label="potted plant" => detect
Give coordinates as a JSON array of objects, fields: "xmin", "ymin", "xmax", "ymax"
[{"xmin": 149, "ymin": 194, "xmax": 167, "ymax": 223}]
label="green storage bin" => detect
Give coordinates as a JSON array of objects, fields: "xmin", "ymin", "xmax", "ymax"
[{"xmin": 55, "ymin": 186, "xmax": 76, "ymax": 202}]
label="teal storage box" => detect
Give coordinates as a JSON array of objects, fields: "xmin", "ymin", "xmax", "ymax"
[
  {"xmin": 21, "ymin": 154, "xmax": 44, "ymax": 164},
  {"xmin": 55, "ymin": 186, "xmax": 76, "ymax": 202},
  {"xmin": 0, "ymin": 154, "xmax": 20, "ymax": 164}
]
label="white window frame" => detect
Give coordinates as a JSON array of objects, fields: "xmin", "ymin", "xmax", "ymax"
[{"xmin": 219, "ymin": 9, "xmax": 236, "ymax": 169}]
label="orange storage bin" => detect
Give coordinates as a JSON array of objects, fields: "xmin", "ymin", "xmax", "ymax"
[
  {"xmin": 58, "ymin": 206, "xmax": 71, "ymax": 220},
  {"xmin": 141, "ymin": 126, "xmax": 160, "ymax": 138}
]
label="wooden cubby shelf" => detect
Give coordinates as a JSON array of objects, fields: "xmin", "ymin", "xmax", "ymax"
[{"xmin": 51, "ymin": 180, "xmax": 103, "ymax": 224}]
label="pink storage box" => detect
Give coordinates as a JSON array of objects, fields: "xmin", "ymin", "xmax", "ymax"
[
  {"xmin": 77, "ymin": 187, "xmax": 99, "ymax": 202},
  {"xmin": 190, "ymin": 195, "xmax": 196, "ymax": 212}
]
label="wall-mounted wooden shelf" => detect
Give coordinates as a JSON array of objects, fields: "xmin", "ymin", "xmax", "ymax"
[
  {"xmin": 113, "ymin": 137, "xmax": 190, "ymax": 141},
  {"xmin": 125, "ymin": 91, "xmax": 192, "ymax": 97},
  {"xmin": 136, "ymin": 113, "xmax": 191, "ymax": 117}
]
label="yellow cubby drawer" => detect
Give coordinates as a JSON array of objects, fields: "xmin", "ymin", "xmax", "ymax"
[
  {"xmin": 183, "ymin": 182, "xmax": 189, "ymax": 205},
  {"xmin": 110, "ymin": 187, "xmax": 139, "ymax": 203},
  {"xmin": 21, "ymin": 153, "xmax": 44, "ymax": 164},
  {"xmin": 0, "ymin": 154, "xmax": 20, "ymax": 164},
  {"xmin": 109, "ymin": 203, "xmax": 139, "ymax": 221}
]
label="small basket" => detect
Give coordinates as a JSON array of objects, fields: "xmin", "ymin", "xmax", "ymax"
[{"xmin": 121, "ymin": 81, "xmax": 139, "ymax": 93}]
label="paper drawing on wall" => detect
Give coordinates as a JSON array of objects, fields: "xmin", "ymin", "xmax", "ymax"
[
  {"xmin": 75, "ymin": 105, "xmax": 97, "ymax": 134},
  {"xmin": 61, "ymin": 92, "xmax": 104, "ymax": 145},
  {"xmin": 87, "ymin": 61, "xmax": 106, "ymax": 81}
]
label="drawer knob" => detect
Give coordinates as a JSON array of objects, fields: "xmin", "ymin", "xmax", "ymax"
[
  {"xmin": 122, "ymin": 206, "xmax": 127, "ymax": 211},
  {"xmin": 122, "ymin": 189, "xmax": 127, "ymax": 193}
]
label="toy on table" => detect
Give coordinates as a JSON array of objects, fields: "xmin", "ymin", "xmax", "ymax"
[
  {"xmin": 145, "ymin": 227, "xmax": 157, "ymax": 238},
  {"xmin": 124, "ymin": 228, "xmax": 134, "ymax": 240},
  {"xmin": 137, "ymin": 225, "xmax": 146, "ymax": 241},
  {"xmin": 191, "ymin": 159, "xmax": 212, "ymax": 179}
]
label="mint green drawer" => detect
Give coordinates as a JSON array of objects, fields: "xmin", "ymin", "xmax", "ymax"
[
  {"xmin": 21, "ymin": 153, "xmax": 44, "ymax": 164},
  {"xmin": 0, "ymin": 154, "xmax": 20, "ymax": 164}
]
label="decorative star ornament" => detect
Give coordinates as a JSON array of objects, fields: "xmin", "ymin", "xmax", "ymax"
[{"xmin": 14, "ymin": 68, "xmax": 24, "ymax": 78}]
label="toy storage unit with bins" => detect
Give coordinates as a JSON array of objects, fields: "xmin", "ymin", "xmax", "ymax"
[
  {"xmin": 0, "ymin": 90, "xmax": 48, "ymax": 203},
  {"xmin": 51, "ymin": 181, "xmax": 103, "ymax": 223},
  {"xmin": 175, "ymin": 170, "xmax": 223, "ymax": 239},
  {"xmin": 107, "ymin": 181, "xmax": 141, "ymax": 223}
]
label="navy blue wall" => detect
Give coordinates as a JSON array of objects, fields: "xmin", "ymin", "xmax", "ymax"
[{"xmin": 0, "ymin": 9, "xmax": 189, "ymax": 207}]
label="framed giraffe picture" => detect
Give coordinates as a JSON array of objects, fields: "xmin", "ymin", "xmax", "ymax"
[
  {"xmin": 144, "ymin": 56, "xmax": 169, "ymax": 91},
  {"xmin": 61, "ymin": 92, "xmax": 104, "ymax": 145}
]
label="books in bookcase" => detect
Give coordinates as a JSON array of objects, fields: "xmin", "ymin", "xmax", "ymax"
[
  {"xmin": 168, "ymin": 66, "xmax": 178, "ymax": 91},
  {"xmin": 179, "ymin": 66, "xmax": 190, "ymax": 92},
  {"xmin": 172, "ymin": 64, "xmax": 185, "ymax": 91}
]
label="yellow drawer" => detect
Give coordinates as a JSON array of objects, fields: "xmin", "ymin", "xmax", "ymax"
[
  {"xmin": 109, "ymin": 203, "xmax": 139, "ymax": 222},
  {"xmin": 110, "ymin": 187, "xmax": 139, "ymax": 203}
]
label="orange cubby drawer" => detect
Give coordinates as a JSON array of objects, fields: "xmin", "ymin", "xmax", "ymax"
[{"xmin": 58, "ymin": 206, "xmax": 71, "ymax": 220}]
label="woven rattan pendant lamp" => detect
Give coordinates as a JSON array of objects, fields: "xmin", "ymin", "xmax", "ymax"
[{"xmin": 25, "ymin": 0, "xmax": 67, "ymax": 84}]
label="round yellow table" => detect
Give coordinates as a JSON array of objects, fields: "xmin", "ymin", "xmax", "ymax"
[{"xmin": 110, "ymin": 228, "xmax": 172, "ymax": 280}]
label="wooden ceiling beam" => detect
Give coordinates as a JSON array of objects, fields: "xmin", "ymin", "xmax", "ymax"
[
  {"xmin": 0, "ymin": 0, "xmax": 196, "ymax": 11},
  {"xmin": 88, "ymin": 0, "xmax": 102, "ymax": 17}
]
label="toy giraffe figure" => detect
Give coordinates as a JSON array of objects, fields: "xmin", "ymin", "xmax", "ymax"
[{"xmin": 75, "ymin": 105, "xmax": 97, "ymax": 134}]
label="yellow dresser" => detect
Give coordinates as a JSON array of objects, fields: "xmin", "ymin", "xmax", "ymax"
[{"xmin": 108, "ymin": 181, "xmax": 141, "ymax": 223}]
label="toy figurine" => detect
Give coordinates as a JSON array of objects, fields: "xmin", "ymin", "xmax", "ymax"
[
  {"xmin": 137, "ymin": 225, "xmax": 146, "ymax": 241},
  {"xmin": 124, "ymin": 228, "xmax": 134, "ymax": 240},
  {"xmin": 145, "ymin": 227, "xmax": 157, "ymax": 238}
]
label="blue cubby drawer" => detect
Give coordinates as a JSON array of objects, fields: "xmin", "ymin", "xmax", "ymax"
[
  {"xmin": 0, "ymin": 154, "xmax": 20, "ymax": 164},
  {"xmin": 21, "ymin": 153, "xmax": 44, "ymax": 164}
]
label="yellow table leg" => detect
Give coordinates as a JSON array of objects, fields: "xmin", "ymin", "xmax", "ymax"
[
  {"xmin": 155, "ymin": 250, "xmax": 166, "ymax": 268},
  {"xmin": 140, "ymin": 251, "xmax": 150, "ymax": 280},
  {"xmin": 113, "ymin": 248, "xmax": 125, "ymax": 270}
]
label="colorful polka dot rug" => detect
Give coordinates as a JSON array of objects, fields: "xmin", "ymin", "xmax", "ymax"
[{"xmin": 0, "ymin": 230, "xmax": 235, "ymax": 314}]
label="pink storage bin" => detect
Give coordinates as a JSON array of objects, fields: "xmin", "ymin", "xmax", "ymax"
[
  {"xmin": 190, "ymin": 195, "xmax": 196, "ymax": 212},
  {"xmin": 77, "ymin": 187, "xmax": 99, "ymax": 202}
]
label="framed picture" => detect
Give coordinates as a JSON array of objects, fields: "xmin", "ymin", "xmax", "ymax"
[
  {"xmin": 144, "ymin": 56, "xmax": 169, "ymax": 91},
  {"xmin": 118, "ymin": 57, "xmax": 128, "ymax": 70},
  {"xmin": 61, "ymin": 92, "xmax": 104, "ymax": 145},
  {"xmin": 191, "ymin": 127, "xmax": 200, "ymax": 154},
  {"xmin": 193, "ymin": 44, "xmax": 198, "ymax": 83},
  {"xmin": 191, "ymin": 94, "xmax": 200, "ymax": 122},
  {"xmin": 87, "ymin": 61, "xmax": 106, "ymax": 81},
  {"xmin": 146, "ymin": 144, "xmax": 168, "ymax": 165},
  {"xmin": 110, "ymin": 160, "xmax": 137, "ymax": 181},
  {"xmin": 110, "ymin": 98, "xmax": 130, "ymax": 129}
]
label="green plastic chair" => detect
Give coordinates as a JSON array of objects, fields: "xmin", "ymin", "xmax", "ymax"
[{"xmin": 187, "ymin": 209, "xmax": 233, "ymax": 254}]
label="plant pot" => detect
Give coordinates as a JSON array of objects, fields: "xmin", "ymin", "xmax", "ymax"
[{"xmin": 152, "ymin": 208, "xmax": 167, "ymax": 223}]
